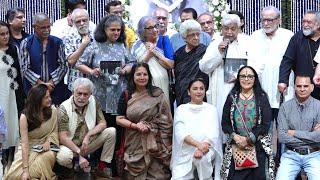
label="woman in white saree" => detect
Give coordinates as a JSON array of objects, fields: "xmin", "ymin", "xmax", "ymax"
[
  {"xmin": 171, "ymin": 78, "xmax": 223, "ymax": 180},
  {"xmin": 131, "ymin": 16, "xmax": 174, "ymax": 101}
]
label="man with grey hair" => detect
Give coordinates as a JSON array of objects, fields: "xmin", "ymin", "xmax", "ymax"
[
  {"xmin": 20, "ymin": 13, "xmax": 69, "ymax": 105},
  {"xmin": 199, "ymin": 13, "xmax": 252, "ymax": 121},
  {"xmin": 57, "ymin": 77, "xmax": 116, "ymax": 178},
  {"xmin": 64, "ymin": 8, "xmax": 94, "ymax": 91},
  {"xmin": 153, "ymin": 7, "xmax": 177, "ymax": 38},
  {"xmin": 197, "ymin": 12, "xmax": 215, "ymax": 38},
  {"xmin": 174, "ymin": 19, "xmax": 208, "ymax": 106},
  {"xmin": 250, "ymin": 6, "xmax": 294, "ymax": 164},
  {"xmin": 279, "ymin": 11, "xmax": 320, "ymax": 100}
]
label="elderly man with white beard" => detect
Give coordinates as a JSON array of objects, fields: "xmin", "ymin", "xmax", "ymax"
[
  {"xmin": 64, "ymin": 8, "xmax": 94, "ymax": 91},
  {"xmin": 279, "ymin": 11, "xmax": 320, "ymax": 100},
  {"xmin": 250, "ymin": 6, "xmax": 294, "ymax": 165}
]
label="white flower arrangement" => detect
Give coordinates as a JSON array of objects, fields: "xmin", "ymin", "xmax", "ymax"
[{"xmin": 205, "ymin": 0, "xmax": 230, "ymax": 31}]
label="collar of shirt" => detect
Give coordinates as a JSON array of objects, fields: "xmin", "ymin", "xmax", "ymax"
[{"xmin": 294, "ymin": 96, "xmax": 312, "ymax": 109}]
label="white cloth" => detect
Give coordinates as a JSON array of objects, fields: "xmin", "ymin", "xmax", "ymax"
[
  {"xmin": 199, "ymin": 35, "xmax": 253, "ymax": 120},
  {"xmin": 131, "ymin": 41, "xmax": 170, "ymax": 101},
  {"xmin": 50, "ymin": 17, "xmax": 96, "ymax": 40},
  {"xmin": 314, "ymin": 45, "xmax": 320, "ymax": 63},
  {"xmin": 171, "ymin": 103, "xmax": 223, "ymax": 180},
  {"xmin": 61, "ymin": 95, "xmax": 96, "ymax": 140},
  {"xmin": 0, "ymin": 54, "xmax": 19, "ymax": 148},
  {"xmin": 250, "ymin": 28, "xmax": 294, "ymax": 108},
  {"xmin": 164, "ymin": 28, "xmax": 177, "ymax": 38}
]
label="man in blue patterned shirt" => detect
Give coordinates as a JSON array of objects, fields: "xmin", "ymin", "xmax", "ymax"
[{"xmin": 20, "ymin": 13, "xmax": 69, "ymax": 105}]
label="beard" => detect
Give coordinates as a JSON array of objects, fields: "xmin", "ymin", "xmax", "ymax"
[
  {"xmin": 77, "ymin": 25, "xmax": 89, "ymax": 35},
  {"xmin": 302, "ymin": 27, "xmax": 316, "ymax": 36},
  {"xmin": 263, "ymin": 25, "xmax": 278, "ymax": 34}
]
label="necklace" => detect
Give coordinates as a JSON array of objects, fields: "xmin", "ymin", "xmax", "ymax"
[{"xmin": 240, "ymin": 91, "xmax": 253, "ymax": 106}]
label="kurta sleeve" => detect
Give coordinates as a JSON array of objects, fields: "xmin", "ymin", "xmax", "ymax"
[
  {"xmin": 50, "ymin": 43, "xmax": 67, "ymax": 85},
  {"xmin": 279, "ymin": 36, "xmax": 296, "ymax": 85},
  {"xmin": 199, "ymin": 40, "xmax": 223, "ymax": 74},
  {"xmin": 57, "ymin": 105, "xmax": 70, "ymax": 132},
  {"xmin": 20, "ymin": 38, "xmax": 40, "ymax": 85}
]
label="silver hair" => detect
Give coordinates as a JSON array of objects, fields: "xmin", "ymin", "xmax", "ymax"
[
  {"xmin": 32, "ymin": 13, "xmax": 50, "ymax": 26},
  {"xmin": 153, "ymin": 7, "xmax": 169, "ymax": 17},
  {"xmin": 72, "ymin": 78, "xmax": 95, "ymax": 93},
  {"xmin": 179, "ymin": 19, "xmax": 201, "ymax": 38},
  {"xmin": 197, "ymin": 12, "xmax": 213, "ymax": 21},
  {"xmin": 137, "ymin": 16, "xmax": 157, "ymax": 42},
  {"xmin": 261, "ymin": 6, "xmax": 281, "ymax": 18},
  {"xmin": 71, "ymin": 8, "xmax": 89, "ymax": 22},
  {"xmin": 221, "ymin": 14, "xmax": 241, "ymax": 26}
]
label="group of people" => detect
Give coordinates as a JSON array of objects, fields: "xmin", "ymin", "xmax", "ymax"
[{"xmin": 1, "ymin": 0, "xmax": 320, "ymax": 179}]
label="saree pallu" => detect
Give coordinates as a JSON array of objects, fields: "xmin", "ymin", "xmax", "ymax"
[
  {"xmin": 3, "ymin": 107, "xmax": 59, "ymax": 180},
  {"xmin": 132, "ymin": 41, "xmax": 170, "ymax": 102},
  {"xmin": 124, "ymin": 88, "xmax": 173, "ymax": 178}
]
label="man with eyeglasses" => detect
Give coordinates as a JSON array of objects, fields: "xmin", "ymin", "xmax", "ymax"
[
  {"xmin": 20, "ymin": 13, "xmax": 69, "ymax": 105},
  {"xmin": 152, "ymin": 7, "xmax": 177, "ymax": 38},
  {"xmin": 250, "ymin": 6, "xmax": 294, "ymax": 165},
  {"xmin": 51, "ymin": 0, "xmax": 96, "ymax": 40},
  {"xmin": 197, "ymin": 12, "xmax": 215, "ymax": 39},
  {"xmin": 5, "ymin": 8, "xmax": 29, "ymax": 47},
  {"xmin": 170, "ymin": 8, "xmax": 211, "ymax": 52},
  {"xmin": 279, "ymin": 11, "xmax": 320, "ymax": 100},
  {"xmin": 105, "ymin": 0, "xmax": 137, "ymax": 49},
  {"xmin": 63, "ymin": 9, "xmax": 94, "ymax": 91}
]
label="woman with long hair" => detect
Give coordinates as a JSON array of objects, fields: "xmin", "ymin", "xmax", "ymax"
[
  {"xmin": 4, "ymin": 84, "xmax": 59, "ymax": 180},
  {"xmin": 220, "ymin": 66, "xmax": 274, "ymax": 180},
  {"xmin": 116, "ymin": 62, "xmax": 173, "ymax": 179},
  {"xmin": 0, "ymin": 20, "xmax": 25, "ymax": 170}
]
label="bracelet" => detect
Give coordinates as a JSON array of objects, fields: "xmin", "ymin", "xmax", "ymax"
[{"xmin": 129, "ymin": 122, "xmax": 133, "ymax": 129}]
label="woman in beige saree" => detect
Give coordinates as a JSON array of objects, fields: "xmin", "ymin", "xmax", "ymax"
[
  {"xmin": 4, "ymin": 84, "xmax": 59, "ymax": 180},
  {"xmin": 116, "ymin": 63, "xmax": 173, "ymax": 179}
]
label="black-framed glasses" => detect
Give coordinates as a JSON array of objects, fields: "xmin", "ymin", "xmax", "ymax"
[
  {"xmin": 144, "ymin": 24, "xmax": 159, "ymax": 30},
  {"xmin": 260, "ymin": 16, "xmax": 279, "ymax": 24},
  {"xmin": 239, "ymin": 75, "xmax": 255, "ymax": 80}
]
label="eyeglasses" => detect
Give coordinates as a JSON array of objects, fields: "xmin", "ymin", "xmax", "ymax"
[
  {"xmin": 144, "ymin": 24, "xmax": 159, "ymax": 30},
  {"xmin": 156, "ymin": 16, "xmax": 167, "ymax": 21},
  {"xmin": 260, "ymin": 17, "xmax": 279, "ymax": 24},
  {"xmin": 239, "ymin": 75, "xmax": 255, "ymax": 80},
  {"xmin": 200, "ymin": 20, "xmax": 213, "ymax": 26}
]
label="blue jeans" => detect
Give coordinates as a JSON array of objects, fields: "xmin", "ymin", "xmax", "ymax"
[{"xmin": 276, "ymin": 150, "xmax": 320, "ymax": 180}]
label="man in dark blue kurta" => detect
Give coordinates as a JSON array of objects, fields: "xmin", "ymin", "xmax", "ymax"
[{"xmin": 20, "ymin": 13, "xmax": 69, "ymax": 105}]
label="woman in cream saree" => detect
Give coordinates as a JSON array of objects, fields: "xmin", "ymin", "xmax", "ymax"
[{"xmin": 4, "ymin": 84, "xmax": 59, "ymax": 180}]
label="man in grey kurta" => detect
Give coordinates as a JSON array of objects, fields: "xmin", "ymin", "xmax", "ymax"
[{"xmin": 277, "ymin": 75, "xmax": 320, "ymax": 180}]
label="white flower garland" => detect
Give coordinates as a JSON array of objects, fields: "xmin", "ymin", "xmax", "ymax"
[{"xmin": 206, "ymin": 0, "xmax": 230, "ymax": 31}]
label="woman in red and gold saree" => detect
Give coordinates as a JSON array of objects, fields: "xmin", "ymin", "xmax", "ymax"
[
  {"xmin": 4, "ymin": 84, "xmax": 59, "ymax": 180},
  {"xmin": 116, "ymin": 63, "xmax": 173, "ymax": 180}
]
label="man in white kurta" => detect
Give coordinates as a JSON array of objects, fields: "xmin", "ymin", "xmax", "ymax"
[
  {"xmin": 250, "ymin": 6, "xmax": 294, "ymax": 164},
  {"xmin": 199, "ymin": 14, "xmax": 253, "ymax": 120},
  {"xmin": 171, "ymin": 102, "xmax": 223, "ymax": 180},
  {"xmin": 250, "ymin": 6, "xmax": 294, "ymax": 110}
]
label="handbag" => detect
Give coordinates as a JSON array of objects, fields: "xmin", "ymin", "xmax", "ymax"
[
  {"xmin": 115, "ymin": 90, "xmax": 129, "ymax": 176},
  {"xmin": 231, "ymin": 95, "xmax": 259, "ymax": 170}
]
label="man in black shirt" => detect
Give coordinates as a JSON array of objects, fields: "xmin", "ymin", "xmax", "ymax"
[{"xmin": 278, "ymin": 11, "xmax": 320, "ymax": 100}]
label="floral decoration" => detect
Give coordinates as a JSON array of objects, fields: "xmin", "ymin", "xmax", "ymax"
[{"xmin": 206, "ymin": 0, "xmax": 230, "ymax": 31}]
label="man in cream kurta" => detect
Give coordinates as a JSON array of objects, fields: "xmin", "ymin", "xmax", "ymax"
[
  {"xmin": 57, "ymin": 78, "xmax": 116, "ymax": 178},
  {"xmin": 199, "ymin": 14, "xmax": 253, "ymax": 121}
]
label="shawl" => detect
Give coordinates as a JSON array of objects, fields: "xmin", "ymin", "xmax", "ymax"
[
  {"xmin": 124, "ymin": 88, "xmax": 173, "ymax": 176},
  {"xmin": 61, "ymin": 95, "xmax": 96, "ymax": 139}
]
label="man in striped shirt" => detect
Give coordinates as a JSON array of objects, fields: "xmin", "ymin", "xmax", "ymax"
[{"xmin": 20, "ymin": 13, "xmax": 70, "ymax": 105}]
